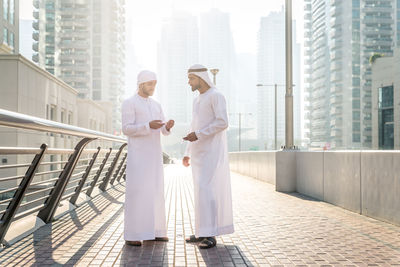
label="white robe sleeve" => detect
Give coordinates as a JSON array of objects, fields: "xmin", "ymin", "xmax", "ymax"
[
  {"xmin": 121, "ymin": 100, "xmax": 151, "ymax": 137},
  {"xmin": 196, "ymin": 93, "xmax": 229, "ymax": 140},
  {"xmin": 184, "ymin": 142, "xmax": 192, "ymax": 157},
  {"xmin": 159, "ymin": 104, "xmax": 171, "ymax": 136}
]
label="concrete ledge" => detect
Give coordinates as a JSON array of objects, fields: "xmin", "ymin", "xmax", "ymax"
[
  {"xmin": 53, "ymin": 200, "xmax": 77, "ymax": 220},
  {"xmin": 324, "ymin": 151, "xmax": 361, "ymax": 213},
  {"xmin": 296, "ymin": 151, "xmax": 323, "ymax": 200},
  {"xmin": 229, "ymin": 151, "xmax": 276, "ymax": 185},
  {"xmin": 75, "ymin": 192, "xmax": 94, "ymax": 206},
  {"xmin": 275, "ymin": 151, "xmax": 296, "ymax": 192},
  {"xmin": 229, "ymin": 150, "xmax": 400, "ymax": 226},
  {"xmin": 2, "ymin": 183, "xmax": 122, "ymax": 247},
  {"xmin": 361, "ymin": 151, "xmax": 400, "ymax": 225},
  {"xmin": 3, "ymin": 216, "xmax": 45, "ymax": 246}
]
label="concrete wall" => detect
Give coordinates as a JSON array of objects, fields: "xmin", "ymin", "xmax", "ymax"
[
  {"xmin": 230, "ymin": 150, "xmax": 400, "ymax": 225},
  {"xmin": 324, "ymin": 151, "xmax": 361, "ymax": 213},
  {"xmin": 296, "ymin": 151, "xmax": 324, "ymax": 200},
  {"xmin": 361, "ymin": 151, "xmax": 400, "ymax": 225},
  {"xmin": 230, "ymin": 151, "xmax": 276, "ymax": 184}
]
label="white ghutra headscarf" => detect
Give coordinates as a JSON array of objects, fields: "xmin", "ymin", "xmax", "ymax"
[{"xmin": 187, "ymin": 64, "xmax": 215, "ymax": 88}]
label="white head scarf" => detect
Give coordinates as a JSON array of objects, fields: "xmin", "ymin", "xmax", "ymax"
[
  {"xmin": 137, "ymin": 70, "xmax": 157, "ymax": 86},
  {"xmin": 187, "ymin": 64, "xmax": 214, "ymax": 88}
]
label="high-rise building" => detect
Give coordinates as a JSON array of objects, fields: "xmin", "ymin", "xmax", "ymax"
[
  {"xmin": 199, "ymin": 8, "xmax": 237, "ymax": 114},
  {"xmin": 157, "ymin": 12, "xmax": 199, "ymax": 124},
  {"xmin": 32, "ymin": 0, "xmax": 92, "ymax": 96},
  {"xmin": 371, "ymin": 48, "xmax": 400, "ymax": 150},
  {"xmin": 304, "ymin": 0, "xmax": 399, "ymax": 149},
  {"xmin": 1, "ymin": 0, "xmax": 19, "ymax": 54},
  {"xmin": 91, "ymin": 0, "xmax": 125, "ymax": 134},
  {"xmin": 32, "ymin": 0, "xmax": 125, "ymax": 133},
  {"xmin": 257, "ymin": 9, "xmax": 301, "ymax": 149}
]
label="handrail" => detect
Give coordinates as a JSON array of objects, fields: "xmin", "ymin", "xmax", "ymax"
[
  {"xmin": 0, "ymin": 108, "xmax": 126, "ymax": 143},
  {"xmin": 0, "ymin": 108, "xmax": 173, "ymax": 247},
  {"xmin": 0, "ymin": 109, "xmax": 129, "ymax": 246}
]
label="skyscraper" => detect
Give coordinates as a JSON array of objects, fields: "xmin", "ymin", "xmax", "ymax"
[
  {"xmin": 304, "ymin": 0, "xmax": 399, "ymax": 149},
  {"xmin": 1, "ymin": 0, "xmax": 19, "ymax": 54},
  {"xmin": 199, "ymin": 8, "xmax": 236, "ymax": 114},
  {"xmin": 157, "ymin": 12, "xmax": 199, "ymax": 124},
  {"xmin": 257, "ymin": 9, "xmax": 301, "ymax": 149},
  {"xmin": 91, "ymin": 0, "xmax": 125, "ymax": 134},
  {"xmin": 32, "ymin": 0, "xmax": 125, "ymax": 133},
  {"xmin": 32, "ymin": 0, "xmax": 92, "ymax": 96}
]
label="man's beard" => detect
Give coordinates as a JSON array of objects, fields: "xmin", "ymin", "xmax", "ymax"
[
  {"xmin": 191, "ymin": 83, "xmax": 200, "ymax": 92},
  {"xmin": 143, "ymin": 87, "xmax": 154, "ymax": 96}
]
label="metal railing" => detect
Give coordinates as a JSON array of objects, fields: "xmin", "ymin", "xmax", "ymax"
[{"xmin": 0, "ymin": 108, "xmax": 128, "ymax": 246}]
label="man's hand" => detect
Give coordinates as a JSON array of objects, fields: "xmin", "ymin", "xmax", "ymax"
[
  {"xmin": 182, "ymin": 156, "xmax": 190, "ymax": 167},
  {"xmin": 149, "ymin": 120, "xmax": 165, "ymax": 129},
  {"xmin": 166, "ymin": 120, "xmax": 175, "ymax": 131},
  {"xmin": 183, "ymin": 132, "xmax": 198, "ymax": 142}
]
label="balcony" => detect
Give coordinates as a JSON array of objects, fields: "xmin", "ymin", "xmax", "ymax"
[
  {"xmin": 32, "ymin": 42, "xmax": 39, "ymax": 52},
  {"xmin": 33, "ymin": 0, "xmax": 39, "ymax": 9},
  {"xmin": 363, "ymin": 17, "xmax": 392, "ymax": 24},
  {"xmin": 58, "ymin": 41, "xmax": 90, "ymax": 49},
  {"xmin": 363, "ymin": 6, "xmax": 392, "ymax": 13},
  {"xmin": 32, "ymin": 53, "xmax": 39, "ymax": 63},
  {"xmin": 32, "ymin": 31, "xmax": 39, "ymax": 41},
  {"xmin": 59, "ymin": 53, "xmax": 90, "ymax": 61},
  {"xmin": 33, "ymin": 11, "xmax": 39, "ymax": 20},
  {"xmin": 329, "ymin": 95, "xmax": 342, "ymax": 105},
  {"xmin": 32, "ymin": 21, "xmax": 39, "ymax": 31}
]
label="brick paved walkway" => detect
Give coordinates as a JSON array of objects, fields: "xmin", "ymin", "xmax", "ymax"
[{"xmin": 1, "ymin": 165, "xmax": 400, "ymax": 266}]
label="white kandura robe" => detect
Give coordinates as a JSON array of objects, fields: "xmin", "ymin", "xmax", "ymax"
[
  {"xmin": 185, "ymin": 87, "xmax": 234, "ymax": 237},
  {"xmin": 122, "ymin": 94, "xmax": 170, "ymax": 241}
]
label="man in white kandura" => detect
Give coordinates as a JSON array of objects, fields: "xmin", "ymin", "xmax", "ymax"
[
  {"xmin": 121, "ymin": 70, "xmax": 175, "ymax": 246},
  {"xmin": 182, "ymin": 64, "xmax": 234, "ymax": 249}
]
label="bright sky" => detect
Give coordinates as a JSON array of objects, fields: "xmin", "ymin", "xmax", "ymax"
[
  {"xmin": 20, "ymin": 0, "xmax": 304, "ymax": 70},
  {"xmin": 126, "ymin": 0, "xmax": 304, "ymax": 69}
]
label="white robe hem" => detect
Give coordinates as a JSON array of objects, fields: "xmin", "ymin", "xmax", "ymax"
[
  {"xmin": 124, "ymin": 230, "xmax": 167, "ymax": 241},
  {"xmin": 196, "ymin": 224, "xmax": 234, "ymax": 237}
]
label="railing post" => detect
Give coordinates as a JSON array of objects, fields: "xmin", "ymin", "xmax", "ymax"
[
  {"xmin": 69, "ymin": 147, "xmax": 101, "ymax": 205},
  {"xmin": 86, "ymin": 148, "xmax": 112, "ymax": 197},
  {"xmin": 116, "ymin": 163, "xmax": 127, "ymax": 183},
  {"xmin": 37, "ymin": 138, "xmax": 95, "ymax": 223},
  {"xmin": 110, "ymin": 152, "xmax": 127, "ymax": 185},
  {"xmin": 99, "ymin": 143, "xmax": 127, "ymax": 191},
  {"xmin": 0, "ymin": 143, "xmax": 48, "ymax": 246}
]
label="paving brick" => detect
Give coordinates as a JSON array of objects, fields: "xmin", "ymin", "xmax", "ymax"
[{"xmin": 1, "ymin": 166, "xmax": 400, "ymax": 266}]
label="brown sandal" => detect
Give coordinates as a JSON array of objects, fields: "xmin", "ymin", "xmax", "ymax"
[
  {"xmin": 125, "ymin": 240, "xmax": 142, "ymax": 246},
  {"xmin": 154, "ymin": 237, "xmax": 169, "ymax": 242},
  {"xmin": 185, "ymin": 235, "xmax": 204, "ymax": 243},
  {"xmin": 198, "ymin": 237, "xmax": 216, "ymax": 249}
]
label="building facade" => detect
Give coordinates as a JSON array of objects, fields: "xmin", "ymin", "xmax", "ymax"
[
  {"xmin": 0, "ymin": 0, "xmax": 18, "ymax": 54},
  {"xmin": 304, "ymin": 0, "xmax": 399, "ymax": 149},
  {"xmin": 371, "ymin": 48, "xmax": 400, "ymax": 149},
  {"xmin": 0, "ymin": 54, "xmax": 112, "ymax": 194},
  {"xmin": 32, "ymin": 0, "xmax": 125, "ymax": 134}
]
